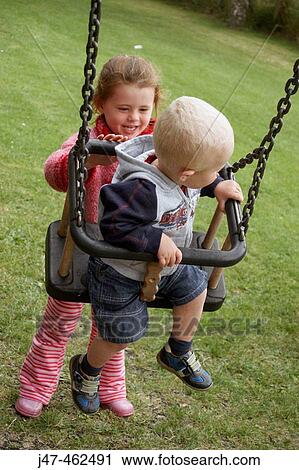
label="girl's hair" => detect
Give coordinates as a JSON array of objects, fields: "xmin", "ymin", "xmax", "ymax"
[{"xmin": 93, "ymin": 55, "xmax": 161, "ymax": 114}]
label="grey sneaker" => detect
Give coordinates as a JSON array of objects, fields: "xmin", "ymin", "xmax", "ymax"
[{"xmin": 69, "ymin": 354, "xmax": 100, "ymax": 414}]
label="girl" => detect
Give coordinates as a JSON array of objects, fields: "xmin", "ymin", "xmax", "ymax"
[{"xmin": 15, "ymin": 55, "xmax": 161, "ymax": 418}]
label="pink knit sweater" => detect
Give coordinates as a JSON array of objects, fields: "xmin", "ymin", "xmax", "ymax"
[{"xmin": 44, "ymin": 115, "xmax": 155, "ymax": 224}]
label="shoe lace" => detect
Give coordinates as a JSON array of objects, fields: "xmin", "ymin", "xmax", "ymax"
[
  {"xmin": 182, "ymin": 352, "xmax": 202, "ymax": 376},
  {"xmin": 75, "ymin": 371, "xmax": 99, "ymax": 395}
]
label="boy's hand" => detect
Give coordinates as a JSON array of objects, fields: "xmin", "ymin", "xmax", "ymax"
[
  {"xmin": 157, "ymin": 233, "xmax": 182, "ymax": 268},
  {"xmin": 214, "ymin": 180, "xmax": 243, "ymax": 212}
]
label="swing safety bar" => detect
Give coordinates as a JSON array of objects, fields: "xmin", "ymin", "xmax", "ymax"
[{"xmin": 68, "ymin": 139, "xmax": 247, "ymax": 267}]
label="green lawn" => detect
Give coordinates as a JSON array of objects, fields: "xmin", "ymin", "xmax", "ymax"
[{"xmin": 0, "ymin": 0, "xmax": 298, "ymax": 450}]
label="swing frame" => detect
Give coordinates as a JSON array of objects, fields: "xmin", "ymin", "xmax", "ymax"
[{"xmin": 68, "ymin": 142, "xmax": 246, "ymax": 268}]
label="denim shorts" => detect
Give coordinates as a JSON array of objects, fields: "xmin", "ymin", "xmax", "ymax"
[{"xmin": 88, "ymin": 256, "xmax": 208, "ymax": 344}]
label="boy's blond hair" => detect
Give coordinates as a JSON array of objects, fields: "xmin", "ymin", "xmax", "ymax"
[{"xmin": 153, "ymin": 96, "xmax": 234, "ymax": 173}]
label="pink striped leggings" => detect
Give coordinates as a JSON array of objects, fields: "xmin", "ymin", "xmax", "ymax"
[{"xmin": 19, "ymin": 296, "xmax": 126, "ymax": 405}]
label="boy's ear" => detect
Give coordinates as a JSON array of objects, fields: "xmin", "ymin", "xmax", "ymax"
[{"xmin": 179, "ymin": 169, "xmax": 196, "ymax": 183}]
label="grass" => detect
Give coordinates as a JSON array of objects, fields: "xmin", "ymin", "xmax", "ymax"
[{"xmin": 0, "ymin": 0, "xmax": 298, "ymax": 450}]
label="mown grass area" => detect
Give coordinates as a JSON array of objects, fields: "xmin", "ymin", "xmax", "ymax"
[{"xmin": 0, "ymin": 0, "xmax": 298, "ymax": 450}]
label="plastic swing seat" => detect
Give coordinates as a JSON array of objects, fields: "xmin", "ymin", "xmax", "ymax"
[
  {"xmin": 45, "ymin": 140, "xmax": 247, "ymax": 312},
  {"xmin": 46, "ymin": 222, "xmax": 226, "ymax": 311}
]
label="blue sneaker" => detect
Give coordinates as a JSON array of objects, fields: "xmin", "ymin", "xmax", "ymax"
[
  {"xmin": 157, "ymin": 342, "xmax": 213, "ymax": 391},
  {"xmin": 69, "ymin": 355, "xmax": 100, "ymax": 414}
]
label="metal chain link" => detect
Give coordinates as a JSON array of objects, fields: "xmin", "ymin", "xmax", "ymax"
[
  {"xmin": 232, "ymin": 58, "xmax": 299, "ymax": 238},
  {"xmin": 72, "ymin": 0, "xmax": 101, "ymax": 227}
]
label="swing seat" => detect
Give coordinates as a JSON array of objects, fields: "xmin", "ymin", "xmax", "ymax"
[
  {"xmin": 45, "ymin": 142, "xmax": 246, "ymax": 312},
  {"xmin": 45, "ymin": 221, "xmax": 226, "ymax": 311},
  {"xmin": 45, "ymin": 147, "xmax": 246, "ymax": 312}
]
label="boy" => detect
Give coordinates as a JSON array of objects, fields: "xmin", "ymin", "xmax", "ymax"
[{"xmin": 70, "ymin": 96, "xmax": 243, "ymax": 413}]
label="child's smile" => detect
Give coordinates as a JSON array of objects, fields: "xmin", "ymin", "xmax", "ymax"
[{"xmin": 100, "ymin": 84, "xmax": 155, "ymax": 139}]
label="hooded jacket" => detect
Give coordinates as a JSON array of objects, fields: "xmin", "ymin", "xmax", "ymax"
[{"xmin": 98, "ymin": 135, "xmax": 221, "ymax": 281}]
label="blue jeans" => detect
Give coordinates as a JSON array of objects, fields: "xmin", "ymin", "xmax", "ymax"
[{"xmin": 88, "ymin": 257, "xmax": 207, "ymax": 343}]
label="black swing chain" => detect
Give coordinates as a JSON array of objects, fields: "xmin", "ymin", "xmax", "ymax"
[
  {"xmin": 72, "ymin": 0, "xmax": 101, "ymax": 227},
  {"xmin": 231, "ymin": 58, "xmax": 299, "ymax": 239}
]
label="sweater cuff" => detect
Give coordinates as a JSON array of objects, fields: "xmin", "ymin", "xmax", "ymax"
[
  {"xmin": 145, "ymin": 227, "xmax": 163, "ymax": 255},
  {"xmin": 201, "ymin": 175, "xmax": 223, "ymax": 198}
]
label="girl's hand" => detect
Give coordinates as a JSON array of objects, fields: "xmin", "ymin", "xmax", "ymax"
[
  {"xmin": 214, "ymin": 180, "xmax": 244, "ymax": 212},
  {"xmin": 157, "ymin": 233, "xmax": 182, "ymax": 268},
  {"xmin": 98, "ymin": 133, "xmax": 128, "ymax": 143},
  {"xmin": 85, "ymin": 154, "xmax": 117, "ymax": 169},
  {"xmin": 85, "ymin": 133, "xmax": 126, "ymax": 169}
]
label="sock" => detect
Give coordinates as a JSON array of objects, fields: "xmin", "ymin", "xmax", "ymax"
[
  {"xmin": 80, "ymin": 354, "xmax": 102, "ymax": 377},
  {"xmin": 168, "ymin": 336, "xmax": 192, "ymax": 356}
]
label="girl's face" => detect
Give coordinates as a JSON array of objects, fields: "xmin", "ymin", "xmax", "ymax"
[{"xmin": 100, "ymin": 84, "xmax": 155, "ymax": 139}]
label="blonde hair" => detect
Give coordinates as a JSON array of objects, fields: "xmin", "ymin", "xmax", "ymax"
[
  {"xmin": 93, "ymin": 55, "xmax": 161, "ymax": 115},
  {"xmin": 153, "ymin": 96, "xmax": 234, "ymax": 173}
]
